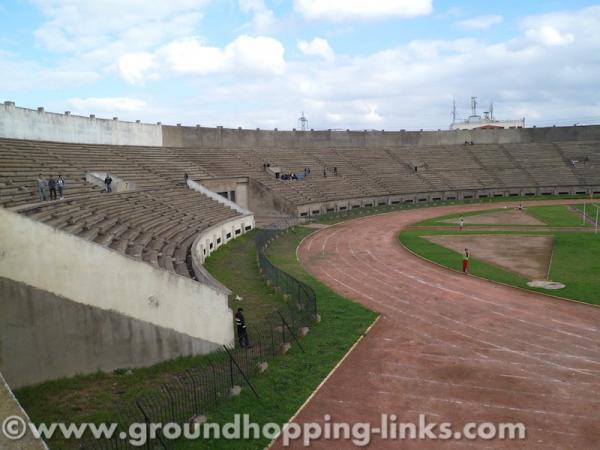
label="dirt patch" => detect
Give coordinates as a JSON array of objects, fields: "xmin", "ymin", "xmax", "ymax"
[
  {"xmin": 424, "ymin": 234, "xmax": 554, "ymax": 280},
  {"xmin": 441, "ymin": 209, "xmax": 545, "ymax": 226}
]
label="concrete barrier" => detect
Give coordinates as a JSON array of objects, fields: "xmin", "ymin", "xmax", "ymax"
[
  {"xmin": 0, "ymin": 208, "xmax": 234, "ymax": 351},
  {"xmin": 0, "ymin": 102, "xmax": 162, "ymax": 146}
]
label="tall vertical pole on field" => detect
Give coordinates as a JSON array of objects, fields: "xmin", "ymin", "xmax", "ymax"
[
  {"xmin": 595, "ymin": 206, "xmax": 599, "ymax": 234},
  {"xmin": 583, "ymin": 202, "xmax": 586, "ymax": 225}
]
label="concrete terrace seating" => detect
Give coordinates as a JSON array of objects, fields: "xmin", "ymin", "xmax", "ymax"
[
  {"xmin": 0, "ymin": 138, "xmax": 242, "ymax": 280},
  {"xmin": 16, "ymin": 188, "xmax": 239, "ymax": 278}
]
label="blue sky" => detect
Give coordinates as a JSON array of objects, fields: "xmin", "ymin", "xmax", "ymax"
[{"xmin": 2, "ymin": 0, "xmax": 600, "ymax": 130}]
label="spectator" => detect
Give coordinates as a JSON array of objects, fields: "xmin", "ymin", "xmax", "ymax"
[
  {"xmin": 57, "ymin": 175, "xmax": 65, "ymax": 200},
  {"xmin": 333, "ymin": 167, "xmax": 338, "ymax": 176},
  {"xmin": 462, "ymin": 248, "xmax": 470, "ymax": 274},
  {"xmin": 36, "ymin": 174, "xmax": 46, "ymax": 202},
  {"xmin": 323, "ymin": 168, "xmax": 327, "ymax": 177},
  {"xmin": 459, "ymin": 216, "xmax": 464, "ymax": 231},
  {"xmin": 48, "ymin": 176, "xmax": 57, "ymax": 200},
  {"xmin": 235, "ymin": 308, "xmax": 250, "ymax": 348},
  {"xmin": 184, "ymin": 173, "xmax": 189, "ymax": 187},
  {"xmin": 104, "ymin": 173, "xmax": 113, "ymax": 193}
]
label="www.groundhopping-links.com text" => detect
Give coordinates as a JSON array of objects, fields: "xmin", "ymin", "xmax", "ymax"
[{"xmin": 2, "ymin": 413, "xmax": 526, "ymax": 447}]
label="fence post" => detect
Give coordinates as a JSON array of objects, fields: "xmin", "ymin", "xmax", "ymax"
[{"xmin": 223, "ymin": 346, "xmax": 261, "ymax": 400}]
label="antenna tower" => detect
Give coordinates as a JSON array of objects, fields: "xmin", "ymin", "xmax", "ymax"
[{"xmin": 298, "ymin": 111, "xmax": 308, "ymax": 131}]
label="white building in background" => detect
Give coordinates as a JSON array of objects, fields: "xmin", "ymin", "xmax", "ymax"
[{"xmin": 450, "ymin": 97, "xmax": 525, "ymax": 130}]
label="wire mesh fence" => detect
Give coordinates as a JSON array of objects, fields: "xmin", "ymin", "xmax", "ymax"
[{"xmin": 78, "ymin": 220, "xmax": 316, "ymax": 450}]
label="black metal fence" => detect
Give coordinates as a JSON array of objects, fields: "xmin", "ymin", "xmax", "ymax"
[{"xmin": 78, "ymin": 221, "xmax": 316, "ymax": 450}]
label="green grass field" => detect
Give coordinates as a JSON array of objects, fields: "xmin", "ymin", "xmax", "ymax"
[
  {"xmin": 400, "ymin": 206, "xmax": 600, "ymax": 306},
  {"xmin": 525, "ymin": 205, "xmax": 586, "ymax": 227},
  {"xmin": 16, "ymin": 228, "xmax": 377, "ymax": 450}
]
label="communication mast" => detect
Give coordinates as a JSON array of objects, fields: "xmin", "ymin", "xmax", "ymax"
[
  {"xmin": 298, "ymin": 111, "xmax": 308, "ymax": 131},
  {"xmin": 452, "ymin": 99, "xmax": 456, "ymax": 123}
]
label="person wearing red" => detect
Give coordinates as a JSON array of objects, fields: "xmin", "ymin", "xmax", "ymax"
[{"xmin": 462, "ymin": 248, "xmax": 470, "ymax": 274}]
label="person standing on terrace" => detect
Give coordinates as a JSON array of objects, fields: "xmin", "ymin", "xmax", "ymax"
[
  {"xmin": 36, "ymin": 174, "xmax": 46, "ymax": 202},
  {"xmin": 57, "ymin": 175, "xmax": 65, "ymax": 199}
]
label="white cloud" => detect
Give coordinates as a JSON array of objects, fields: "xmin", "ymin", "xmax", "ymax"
[
  {"xmin": 525, "ymin": 25, "xmax": 574, "ymax": 46},
  {"xmin": 67, "ymin": 97, "xmax": 147, "ymax": 114},
  {"xmin": 118, "ymin": 52, "xmax": 156, "ymax": 85},
  {"xmin": 239, "ymin": 0, "xmax": 277, "ymax": 33},
  {"xmin": 118, "ymin": 35, "xmax": 286, "ymax": 83},
  {"xmin": 457, "ymin": 15, "xmax": 503, "ymax": 29},
  {"xmin": 31, "ymin": 0, "xmax": 209, "ymax": 69},
  {"xmin": 297, "ymin": 37, "xmax": 334, "ymax": 61},
  {"xmin": 294, "ymin": 0, "xmax": 433, "ymax": 21}
]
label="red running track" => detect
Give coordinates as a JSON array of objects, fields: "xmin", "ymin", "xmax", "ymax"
[{"xmin": 273, "ymin": 200, "xmax": 600, "ymax": 450}]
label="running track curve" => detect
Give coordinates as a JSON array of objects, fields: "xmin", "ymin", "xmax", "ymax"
[{"xmin": 273, "ymin": 200, "xmax": 600, "ymax": 450}]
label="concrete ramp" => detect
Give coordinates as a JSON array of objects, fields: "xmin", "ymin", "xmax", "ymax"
[{"xmin": 0, "ymin": 371, "xmax": 48, "ymax": 450}]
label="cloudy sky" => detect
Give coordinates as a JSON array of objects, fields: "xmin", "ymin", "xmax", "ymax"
[{"xmin": 1, "ymin": 0, "xmax": 600, "ymax": 130}]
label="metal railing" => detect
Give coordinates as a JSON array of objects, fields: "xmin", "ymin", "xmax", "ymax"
[{"xmin": 78, "ymin": 219, "xmax": 316, "ymax": 450}]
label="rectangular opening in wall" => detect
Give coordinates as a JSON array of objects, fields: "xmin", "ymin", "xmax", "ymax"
[
  {"xmin": 235, "ymin": 229, "xmax": 241, "ymax": 235},
  {"xmin": 209, "ymin": 243, "xmax": 213, "ymax": 250},
  {"xmin": 463, "ymin": 195, "xmax": 473, "ymax": 199},
  {"xmin": 432, "ymin": 197, "xmax": 441, "ymax": 201},
  {"xmin": 542, "ymin": 192, "xmax": 552, "ymax": 196},
  {"xmin": 509, "ymin": 193, "xmax": 519, "ymax": 197},
  {"xmin": 339, "ymin": 206, "xmax": 347, "ymax": 210},
  {"xmin": 352, "ymin": 205, "xmax": 360, "ymax": 209},
  {"xmin": 446, "ymin": 196, "xmax": 456, "ymax": 200},
  {"xmin": 594, "ymin": 191, "xmax": 600, "ymax": 194},
  {"xmin": 245, "ymin": 225, "xmax": 252, "ymax": 231},
  {"xmin": 217, "ymin": 238, "xmax": 222, "ymax": 244},
  {"xmin": 404, "ymin": 199, "xmax": 414, "ymax": 203},
  {"xmin": 326, "ymin": 208, "xmax": 335, "ymax": 212},
  {"xmin": 203, "ymin": 249, "xmax": 206, "ymax": 255},
  {"xmin": 559, "ymin": 191, "xmax": 569, "ymax": 195},
  {"xmin": 494, "ymin": 194, "xmax": 504, "ymax": 198},
  {"xmin": 312, "ymin": 210, "xmax": 320, "ymax": 215},
  {"xmin": 576, "ymin": 191, "xmax": 586, "ymax": 195},
  {"xmin": 226, "ymin": 232, "xmax": 232, "ymax": 239},
  {"xmin": 364, "ymin": 203, "xmax": 373, "ymax": 207},
  {"xmin": 418, "ymin": 198, "xmax": 427, "ymax": 202},
  {"xmin": 378, "ymin": 201, "xmax": 387, "ymax": 206},
  {"xmin": 391, "ymin": 200, "xmax": 400, "ymax": 204},
  {"xmin": 230, "ymin": 190, "xmax": 236, "ymax": 202},
  {"xmin": 218, "ymin": 192, "xmax": 228, "ymax": 198},
  {"xmin": 478, "ymin": 194, "xmax": 488, "ymax": 198},
  {"xmin": 300, "ymin": 212, "xmax": 308, "ymax": 216},
  {"xmin": 525, "ymin": 192, "xmax": 535, "ymax": 196}
]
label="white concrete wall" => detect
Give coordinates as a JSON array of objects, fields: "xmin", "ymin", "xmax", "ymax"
[
  {"xmin": 192, "ymin": 215, "xmax": 255, "ymax": 265},
  {"xmin": 0, "ymin": 103, "xmax": 162, "ymax": 146},
  {"xmin": 0, "ymin": 208, "xmax": 233, "ymax": 346},
  {"xmin": 187, "ymin": 179, "xmax": 252, "ymax": 215}
]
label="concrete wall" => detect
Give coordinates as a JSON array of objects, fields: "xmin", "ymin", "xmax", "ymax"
[
  {"xmin": 197, "ymin": 177, "xmax": 250, "ymax": 210},
  {"xmin": 3, "ymin": 103, "xmax": 598, "ymax": 149},
  {"xmin": 0, "ymin": 208, "xmax": 233, "ymax": 348},
  {"xmin": 162, "ymin": 124, "xmax": 600, "ymax": 148},
  {"xmin": 247, "ymin": 178, "xmax": 297, "ymax": 218},
  {"xmin": 187, "ymin": 179, "xmax": 251, "ymax": 214},
  {"xmin": 191, "ymin": 215, "xmax": 255, "ymax": 265},
  {"xmin": 0, "ymin": 277, "xmax": 220, "ymax": 388},
  {"xmin": 0, "ymin": 102, "xmax": 162, "ymax": 146}
]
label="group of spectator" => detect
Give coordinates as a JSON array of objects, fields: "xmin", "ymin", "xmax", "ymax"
[
  {"xmin": 36, "ymin": 174, "xmax": 65, "ymax": 202},
  {"xmin": 280, "ymin": 172, "xmax": 298, "ymax": 180},
  {"xmin": 464, "ymin": 141, "xmax": 475, "ymax": 146}
]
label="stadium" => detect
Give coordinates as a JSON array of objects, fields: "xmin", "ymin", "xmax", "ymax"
[{"xmin": 1, "ymin": 2, "xmax": 600, "ymax": 449}]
